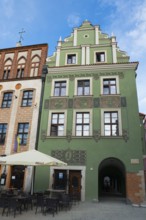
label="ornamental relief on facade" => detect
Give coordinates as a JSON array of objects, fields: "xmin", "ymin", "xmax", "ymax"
[
  {"xmin": 100, "ymin": 96, "xmax": 121, "ymax": 108},
  {"xmin": 74, "ymin": 97, "xmax": 93, "ymax": 108},
  {"xmin": 49, "ymin": 98, "xmax": 68, "ymax": 109},
  {"xmin": 47, "ymin": 71, "xmax": 124, "ymax": 81},
  {"xmin": 51, "ymin": 149, "xmax": 86, "ymax": 165}
]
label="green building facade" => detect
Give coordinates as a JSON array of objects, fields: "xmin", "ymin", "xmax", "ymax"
[{"xmin": 35, "ymin": 20, "xmax": 145, "ymax": 204}]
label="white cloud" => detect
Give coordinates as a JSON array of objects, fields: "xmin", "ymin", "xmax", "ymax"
[{"xmin": 67, "ymin": 14, "xmax": 81, "ymax": 27}]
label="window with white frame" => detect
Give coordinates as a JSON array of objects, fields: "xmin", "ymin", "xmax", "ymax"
[
  {"xmin": 67, "ymin": 54, "xmax": 76, "ymax": 64},
  {"xmin": 75, "ymin": 112, "xmax": 90, "ymax": 136},
  {"xmin": 95, "ymin": 52, "xmax": 105, "ymax": 62},
  {"xmin": 54, "ymin": 81, "xmax": 66, "ymax": 96},
  {"xmin": 75, "ymin": 77, "xmax": 92, "ymax": 96},
  {"xmin": 77, "ymin": 80, "xmax": 90, "ymax": 96},
  {"xmin": 50, "ymin": 113, "xmax": 65, "ymax": 136},
  {"xmin": 101, "ymin": 76, "xmax": 119, "ymax": 95},
  {"xmin": 103, "ymin": 78, "xmax": 117, "ymax": 94},
  {"xmin": 51, "ymin": 79, "xmax": 68, "ymax": 97},
  {"xmin": 101, "ymin": 109, "xmax": 122, "ymax": 136}
]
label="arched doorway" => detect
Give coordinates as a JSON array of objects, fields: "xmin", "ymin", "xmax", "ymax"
[{"xmin": 98, "ymin": 158, "xmax": 126, "ymax": 199}]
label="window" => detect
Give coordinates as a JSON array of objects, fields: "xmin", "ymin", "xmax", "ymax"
[
  {"xmin": 103, "ymin": 79, "xmax": 117, "ymax": 94},
  {"xmin": 50, "ymin": 113, "xmax": 65, "ymax": 136},
  {"xmin": 17, "ymin": 123, "xmax": 29, "ymax": 145},
  {"xmin": 67, "ymin": 54, "xmax": 76, "ymax": 64},
  {"xmin": 104, "ymin": 111, "xmax": 119, "ymax": 136},
  {"xmin": 16, "ymin": 68, "xmax": 24, "ymax": 78},
  {"xmin": 96, "ymin": 52, "xmax": 105, "ymax": 62},
  {"xmin": 0, "ymin": 123, "xmax": 7, "ymax": 144},
  {"xmin": 54, "ymin": 81, "xmax": 66, "ymax": 96},
  {"xmin": 76, "ymin": 112, "xmax": 90, "ymax": 136},
  {"xmin": 3, "ymin": 69, "xmax": 10, "ymax": 79},
  {"xmin": 21, "ymin": 90, "xmax": 33, "ymax": 106},
  {"xmin": 1, "ymin": 92, "xmax": 13, "ymax": 108},
  {"xmin": 77, "ymin": 80, "xmax": 90, "ymax": 96}
]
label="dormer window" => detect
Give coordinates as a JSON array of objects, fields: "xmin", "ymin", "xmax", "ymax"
[
  {"xmin": 67, "ymin": 54, "xmax": 76, "ymax": 64},
  {"xmin": 95, "ymin": 52, "xmax": 105, "ymax": 62}
]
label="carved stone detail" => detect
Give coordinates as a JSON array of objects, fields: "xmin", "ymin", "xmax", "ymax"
[
  {"xmin": 49, "ymin": 98, "xmax": 68, "ymax": 109},
  {"xmin": 51, "ymin": 149, "xmax": 86, "ymax": 165},
  {"xmin": 93, "ymin": 130, "xmax": 101, "ymax": 142},
  {"xmin": 41, "ymin": 130, "xmax": 46, "ymax": 141},
  {"xmin": 122, "ymin": 129, "xmax": 129, "ymax": 142},
  {"xmin": 100, "ymin": 96, "xmax": 121, "ymax": 108},
  {"xmin": 66, "ymin": 130, "xmax": 72, "ymax": 142},
  {"xmin": 74, "ymin": 97, "xmax": 93, "ymax": 108}
]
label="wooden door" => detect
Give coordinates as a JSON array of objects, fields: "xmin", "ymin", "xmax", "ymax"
[{"xmin": 69, "ymin": 171, "xmax": 81, "ymax": 200}]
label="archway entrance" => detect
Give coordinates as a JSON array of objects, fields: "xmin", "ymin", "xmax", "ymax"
[{"xmin": 98, "ymin": 158, "xmax": 126, "ymax": 199}]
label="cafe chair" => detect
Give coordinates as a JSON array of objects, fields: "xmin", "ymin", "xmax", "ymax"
[{"xmin": 44, "ymin": 198, "xmax": 58, "ymax": 217}]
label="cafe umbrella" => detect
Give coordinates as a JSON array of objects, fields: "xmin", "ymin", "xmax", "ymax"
[
  {"xmin": 0, "ymin": 149, "xmax": 67, "ymax": 166},
  {"xmin": 0, "ymin": 149, "xmax": 67, "ymax": 193}
]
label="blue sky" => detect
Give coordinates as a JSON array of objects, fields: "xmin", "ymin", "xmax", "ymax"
[{"xmin": 0, "ymin": 0, "xmax": 145, "ymax": 113}]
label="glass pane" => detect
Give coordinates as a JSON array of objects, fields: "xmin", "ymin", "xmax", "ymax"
[
  {"xmin": 103, "ymin": 80, "xmax": 108, "ymax": 85},
  {"xmin": 85, "ymin": 80, "xmax": 89, "ymax": 86},
  {"xmin": 61, "ymin": 82, "xmax": 66, "ymax": 87},
  {"xmin": 111, "ymin": 113, "xmax": 118, "ymax": 122},
  {"xmin": 28, "ymin": 100, "xmax": 32, "ymax": 106},
  {"xmin": 76, "ymin": 130, "xmax": 82, "ymax": 136},
  {"xmin": 101, "ymin": 53, "xmax": 105, "ymax": 62},
  {"xmin": 24, "ymin": 125, "xmax": 29, "ymax": 132},
  {"xmin": 84, "ymin": 87, "xmax": 90, "ymax": 95},
  {"xmin": 103, "ymin": 87, "xmax": 109, "ymax": 94},
  {"xmin": 110, "ymin": 79, "xmax": 116, "ymax": 84},
  {"xmin": 72, "ymin": 56, "xmax": 76, "ymax": 64},
  {"xmin": 61, "ymin": 88, "xmax": 66, "ymax": 96},
  {"xmin": 83, "ymin": 130, "xmax": 89, "ymax": 136},
  {"xmin": 77, "ymin": 87, "xmax": 83, "ymax": 95},
  {"xmin": 104, "ymin": 125, "xmax": 110, "ymax": 136},
  {"xmin": 111, "ymin": 86, "xmax": 116, "ymax": 94},
  {"xmin": 22, "ymin": 100, "xmax": 27, "ymax": 106},
  {"xmin": 59, "ymin": 114, "xmax": 64, "ymax": 119},
  {"xmin": 54, "ymin": 88, "xmax": 59, "ymax": 96},
  {"xmin": 78, "ymin": 81, "xmax": 83, "ymax": 87},
  {"xmin": 59, "ymin": 118, "xmax": 64, "ymax": 124},
  {"xmin": 55, "ymin": 82, "xmax": 60, "ymax": 87},
  {"xmin": 76, "ymin": 125, "xmax": 82, "ymax": 131}
]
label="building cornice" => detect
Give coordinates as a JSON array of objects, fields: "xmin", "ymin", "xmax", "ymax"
[
  {"xmin": 0, "ymin": 43, "xmax": 48, "ymax": 52},
  {"xmin": 47, "ymin": 62, "xmax": 139, "ymax": 74}
]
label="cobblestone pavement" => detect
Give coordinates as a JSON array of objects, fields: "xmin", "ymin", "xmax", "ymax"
[{"xmin": 0, "ymin": 199, "xmax": 146, "ymax": 220}]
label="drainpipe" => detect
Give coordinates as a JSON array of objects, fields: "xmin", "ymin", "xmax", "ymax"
[
  {"xmin": 35, "ymin": 64, "xmax": 48, "ymax": 150},
  {"xmin": 31, "ymin": 64, "xmax": 48, "ymax": 194}
]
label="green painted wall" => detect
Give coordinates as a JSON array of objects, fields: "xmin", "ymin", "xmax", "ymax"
[{"xmin": 35, "ymin": 20, "xmax": 144, "ymax": 201}]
